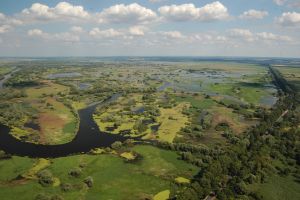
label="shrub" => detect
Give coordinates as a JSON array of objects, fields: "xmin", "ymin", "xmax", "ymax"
[
  {"xmin": 50, "ymin": 195, "xmax": 64, "ymax": 200},
  {"xmin": 111, "ymin": 141, "xmax": 122, "ymax": 150},
  {"xmin": 35, "ymin": 193, "xmax": 50, "ymax": 200},
  {"xmin": 61, "ymin": 183, "xmax": 73, "ymax": 192},
  {"xmin": 69, "ymin": 167, "xmax": 82, "ymax": 178},
  {"xmin": 83, "ymin": 176, "xmax": 94, "ymax": 188},
  {"xmin": 37, "ymin": 170, "xmax": 54, "ymax": 186}
]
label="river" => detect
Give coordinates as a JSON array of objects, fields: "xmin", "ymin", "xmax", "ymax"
[{"xmin": 0, "ymin": 70, "xmax": 129, "ymax": 157}]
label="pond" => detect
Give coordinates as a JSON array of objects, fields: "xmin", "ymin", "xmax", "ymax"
[
  {"xmin": 260, "ymin": 95, "xmax": 278, "ymax": 107},
  {"xmin": 157, "ymin": 82, "xmax": 172, "ymax": 91},
  {"xmin": 78, "ymin": 83, "xmax": 91, "ymax": 90}
]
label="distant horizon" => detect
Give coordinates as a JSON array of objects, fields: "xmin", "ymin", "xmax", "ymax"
[{"xmin": 1, "ymin": 55, "xmax": 300, "ymax": 59}]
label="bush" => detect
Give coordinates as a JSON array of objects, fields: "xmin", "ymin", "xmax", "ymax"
[
  {"xmin": 215, "ymin": 122, "xmax": 230, "ymax": 131},
  {"xmin": 69, "ymin": 167, "xmax": 82, "ymax": 178},
  {"xmin": 0, "ymin": 150, "xmax": 11, "ymax": 160},
  {"xmin": 111, "ymin": 141, "xmax": 122, "ymax": 150},
  {"xmin": 83, "ymin": 176, "xmax": 94, "ymax": 188},
  {"xmin": 37, "ymin": 170, "xmax": 54, "ymax": 186},
  {"xmin": 35, "ymin": 193, "xmax": 50, "ymax": 200},
  {"xmin": 50, "ymin": 195, "xmax": 64, "ymax": 200},
  {"xmin": 61, "ymin": 183, "xmax": 73, "ymax": 192}
]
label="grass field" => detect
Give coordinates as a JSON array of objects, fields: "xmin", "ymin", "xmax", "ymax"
[
  {"xmin": 154, "ymin": 103, "xmax": 189, "ymax": 142},
  {"xmin": 19, "ymin": 81, "xmax": 78, "ymax": 144},
  {"xmin": 174, "ymin": 95, "xmax": 216, "ymax": 110},
  {"xmin": 0, "ymin": 145, "xmax": 197, "ymax": 200},
  {"xmin": 207, "ymin": 82, "xmax": 270, "ymax": 105}
]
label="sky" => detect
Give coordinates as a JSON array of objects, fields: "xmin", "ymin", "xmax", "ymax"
[{"xmin": 0, "ymin": 0, "xmax": 300, "ymax": 57}]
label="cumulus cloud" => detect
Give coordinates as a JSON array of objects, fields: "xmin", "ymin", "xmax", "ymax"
[
  {"xmin": 0, "ymin": 12, "xmax": 22, "ymax": 27},
  {"xmin": 0, "ymin": 13, "xmax": 5, "ymax": 20},
  {"xmin": 21, "ymin": 2, "xmax": 90, "ymax": 22},
  {"xmin": 158, "ymin": 1, "xmax": 229, "ymax": 22},
  {"xmin": 0, "ymin": 25, "xmax": 12, "ymax": 33},
  {"xmin": 27, "ymin": 28, "xmax": 80, "ymax": 42},
  {"xmin": 160, "ymin": 31, "xmax": 185, "ymax": 39},
  {"xmin": 70, "ymin": 26, "xmax": 84, "ymax": 33},
  {"xmin": 89, "ymin": 28, "xmax": 123, "ymax": 38},
  {"xmin": 277, "ymin": 12, "xmax": 300, "ymax": 26},
  {"xmin": 228, "ymin": 29, "xmax": 254, "ymax": 41},
  {"xmin": 97, "ymin": 3, "xmax": 157, "ymax": 24},
  {"xmin": 228, "ymin": 28, "xmax": 292, "ymax": 42},
  {"xmin": 257, "ymin": 32, "xmax": 292, "ymax": 41},
  {"xmin": 129, "ymin": 26, "xmax": 146, "ymax": 36},
  {"xmin": 240, "ymin": 9, "xmax": 268, "ymax": 19},
  {"xmin": 191, "ymin": 33, "xmax": 228, "ymax": 44},
  {"xmin": 28, "ymin": 29, "xmax": 44, "ymax": 36}
]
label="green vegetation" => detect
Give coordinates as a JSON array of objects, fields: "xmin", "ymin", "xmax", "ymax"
[
  {"xmin": 0, "ymin": 60, "xmax": 299, "ymax": 200},
  {"xmin": 248, "ymin": 175, "xmax": 300, "ymax": 200},
  {"xmin": 0, "ymin": 145, "xmax": 197, "ymax": 200}
]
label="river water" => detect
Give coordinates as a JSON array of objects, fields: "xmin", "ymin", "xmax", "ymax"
[{"xmin": 0, "ymin": 71, "xmax": 128, "ymax": 157}]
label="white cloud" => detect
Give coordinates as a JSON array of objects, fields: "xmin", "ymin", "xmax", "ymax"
[
  {"xmin": 0, "ymin": 25, "xmax": 12, "ymax": 33},
  {"xmin": 21, "ymin": 2, "xmax": 90, "ymax": 22},
  {"xmin": 22, "ymin": 3, "xmax": 56, "ymax": 20},
  {"xmin": 97, "ymin": 3, "xmax": 157, "ymax": 24},
  {"xmin": 70, "ymin": 26, "xmax": 84, "ymax": 33},
  {"xmin": 228, "ymin": 29, "xmax": 254, "ymax": 41},
  {"xmin": 240, "ymin": 9, "xmax": 268, "ymax": 19},
  {"xmin": 228, "ymin": 28, "xmax": 292, "ymax": 43},
  {"xmin": 0, "ymin": 13, "xmax": 5, "ymax": 20},
  {"xmin": 54, "ymin": 32, "xmax": 80, "ymax": 42},
  {"xmin": 28, "ymin": 29, "xmax": 44, "ymax": 36},
  {"xmin": 277, "ymin": 12, "xmax": 300, "ymax": 26},
  {"xmin": 54, "ymin": 2, "xmax": 89, "ymax": 18},
  {"xmin": 160, "ymin": 31, "xmax": 185, "ymax": 39},
  {"xmin": 0, "ymin": 12, "xmax": 22, "ymax": 26},
  {"xmin": 158, "ymin": 1, "xmax": 229, "ymax": 22},
  {"xmin": 191, "ymin": 33, "xmax": 228, "ymax": 44},
  {"xmin": 273, "ymin": 0, "xmax": 287, "ymax": 6},
  {"xmin": 257, "ymin": 32, "xmax": 292, "ymax": 41},
  {"xmin": 149, "ymin": 0, "xmax": 166, "ymax": 3},
  {"xmin": 28, "ymin": 28, "xmax": 80, "ymax": 42},
  {"xmin": 129, "ymin": 26, "xmax": 146, "ymax": 36},
  {"xmin": 89, "ymin": 28, "xmax": 123, "ymax": 38}
]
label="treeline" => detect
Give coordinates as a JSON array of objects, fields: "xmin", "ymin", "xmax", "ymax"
[
  {"xmin": 0, "ymin": 88, "xmax": 27, "ymax": 100},
  {"xmin": 269, "ymin": 67, "xmax": 294, "ymax": 94},
  {"xmin": 167, "ymin": 69, "xmax": 300, "ymax": 200},
  {"xmin": 4, "ymin": 68, "xmax": 40, "ymax": 88}
]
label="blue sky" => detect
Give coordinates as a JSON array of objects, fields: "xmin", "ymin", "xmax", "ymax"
[{"xmin": 0, "ymin": 0, "xmax": 299, "ymax": 57}]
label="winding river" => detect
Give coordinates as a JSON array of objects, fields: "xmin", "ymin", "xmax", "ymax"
[
  {"xmin": 0, "ymin": 70, "xmax": 129, "ymax": 158},
  {"xmin": 0, "ymin": 94, "xmax": 129, "ymax": 158}
]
